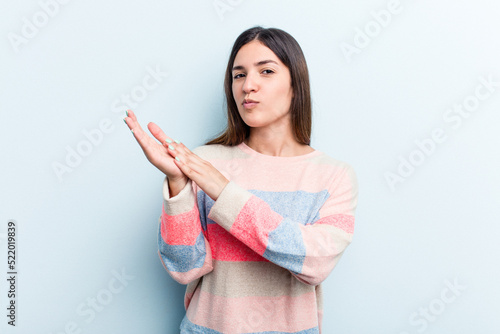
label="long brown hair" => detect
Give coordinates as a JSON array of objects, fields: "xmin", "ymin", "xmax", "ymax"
[{"xmin": 205, "ymin": 26, "xmax": 312, "ymax": 146}]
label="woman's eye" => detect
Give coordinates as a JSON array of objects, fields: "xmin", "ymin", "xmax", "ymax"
[
  {"xmin": 233, "ymin": 73, "xmax": 245, "ymax": 79},
  {"xmin": 262, "ymin": 69, "xmax": 274, "ymax": 74}
]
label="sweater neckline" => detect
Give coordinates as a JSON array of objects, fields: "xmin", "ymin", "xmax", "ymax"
[{"xmin": 237, "ymin": 141, "xmax": 322, "ymax": 162}]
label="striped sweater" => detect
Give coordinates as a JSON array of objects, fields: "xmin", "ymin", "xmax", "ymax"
[{"xmin": 157, "ymin": 142, "xmax": 358, "ymax": 333}]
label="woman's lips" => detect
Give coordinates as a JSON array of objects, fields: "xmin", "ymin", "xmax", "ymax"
[{"xmin": 243, "ymin": 99, "xmax": 259, "ymax": 109}]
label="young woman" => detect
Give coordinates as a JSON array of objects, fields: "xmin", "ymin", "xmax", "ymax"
[{"xmin": 124, "ymin": 26, "xmax": 358, "ymax": 334}]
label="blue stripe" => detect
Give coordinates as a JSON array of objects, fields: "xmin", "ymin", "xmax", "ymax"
[
  {"xmin": 197, "ymin": 190, "xmax": 210, "ymax": 231},
  {"xmin": 180, "ymin": 316, "xmax": 319, "ymax": 333},
  {"xmin": 249, "ymin": 189, "xmax": 328, "ymax": 225},
  {"xmin": 251, "ymin": 327, "xmax": 319, "ymax": 334},
  {"xmin": 263, "ymin": 217, "xmax": 306, "ymax": 274},
  {"xmin": 180, "ymin": 316, "xmax": 223, "ymax": 333},
  {"xmin": 197, "ymin": 189, "xmax": 329, "ymax": 227},
  {"xmin": 157, "ymin": 229, "xmax": 206, "ymax": 272}
]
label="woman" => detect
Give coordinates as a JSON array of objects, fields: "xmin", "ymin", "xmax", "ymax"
[{"xmin": 124, "ymin": 26, "xmax": 358, "ymax": 334}]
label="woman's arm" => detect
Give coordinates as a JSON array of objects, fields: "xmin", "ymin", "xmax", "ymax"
[
  {"xmin": 157, "ymin": 177, "xmax": 213, "ymax": 285},
  {"xmin": 207, "ymin": 165, "xmax": 358, "ymax": 286},
  {"xmin": 124, "ymin": 110, "xmax": 357, "ymax": 285},
  {"xmin": 124, "ymin": 110, "xmax": 214, "ymax": 284}
]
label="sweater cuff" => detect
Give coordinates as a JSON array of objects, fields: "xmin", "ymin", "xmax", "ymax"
[
  {"xmin": 162, "ymin": 177, "xmax": 196, "ymax": 215},
  {"xmin": 207, "ymin": 181, "xmax": 252, "ymax": 231}
]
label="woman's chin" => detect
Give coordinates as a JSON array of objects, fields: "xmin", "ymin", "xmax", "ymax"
[{"xmin": 242, "ymin": 120, "xmax": 265, "ymax": 128}]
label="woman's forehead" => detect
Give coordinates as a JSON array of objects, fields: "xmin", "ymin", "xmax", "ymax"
[{"xmin": 233, "ymin": 40, "xmax": 282, "ymax": 68}]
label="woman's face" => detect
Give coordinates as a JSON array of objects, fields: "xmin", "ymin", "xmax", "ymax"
[{"xmin": 232, "ymin": 40, "xmax": 293, "ymax": 131}]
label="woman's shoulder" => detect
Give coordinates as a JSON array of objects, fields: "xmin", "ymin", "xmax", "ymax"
[
  {"xmin": 309, "ymin": 149, "xmax": 354, "ymax": 171},
  {"xmin": 308, "ymin": 151, "xmax": 358, "ymax": 191}
]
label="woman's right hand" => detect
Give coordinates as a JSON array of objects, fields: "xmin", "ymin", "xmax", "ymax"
[{"xmin": 124, "ymin": 109, "xmax": 187, "ymax": 186}]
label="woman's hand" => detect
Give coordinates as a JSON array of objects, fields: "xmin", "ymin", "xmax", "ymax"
[
  {"xmin": 124, "ymin": 109, "xmax": 186, "ymax": 183},
  {"xmin": 124, "ymin": 109, "xmax": 229, "ymax": 201}
]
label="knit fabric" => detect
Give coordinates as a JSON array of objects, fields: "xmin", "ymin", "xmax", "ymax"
[{"xmin": 157, "ymin": 142, "xmax": 358, "ymax": 333}]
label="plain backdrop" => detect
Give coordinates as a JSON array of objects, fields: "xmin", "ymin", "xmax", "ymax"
[{"xmin": 1, "ymin": 0, "xmax": 499, "ymax": 333}]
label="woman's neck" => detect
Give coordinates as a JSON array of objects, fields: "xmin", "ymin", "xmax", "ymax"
[{"xmin": 244, "ymin": 136, "xmax": 313, "ymax": 157}]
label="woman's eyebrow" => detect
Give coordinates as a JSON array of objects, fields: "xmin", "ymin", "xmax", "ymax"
[{"xmin": 232, "ymin": 59, "xmax": 279, "ymax": 71}]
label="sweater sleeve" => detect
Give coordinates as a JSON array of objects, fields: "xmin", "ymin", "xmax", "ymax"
[
  {"xmin": 207, "ymin": 165, "xmax": 358, "ymax": 286},
  {"xmin": 157, "ymin": 177, "xmax": 213, "ymax": 285}
]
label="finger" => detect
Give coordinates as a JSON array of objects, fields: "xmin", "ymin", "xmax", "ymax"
[
  {"xmin": 171, "ymin": 154, "xmax": 197, "ymax": 179},
  {"xmin": 176, "ymin": 143, "xmax": 207, "ymax": 170},
  {"xmin": 175, "ymin": 142, "xmax": 198, "ymax": 158},
  {"xmin": 162, "ymin": 139, "xmax": 188, "ymax": 160},
  {"xmin": 163, "ymin": 140, "xmax": 193, "ymax": 156},
  {"xmin": 123, "ymin": 110, "xmax": 132, "ymax": 129},
  {"xmin": 167, "ymin": 144, "xmax": 207, "ymax": 173},
  {"xmin": 124, "ymin": 109, "xmax": 143, "ymax": 134},
  {"xmin": 172, "ymin": 150, "xmax": 221, "ymax": 193},
  {"xmin": 124, "ymin": 110, "xmax": 157, "ymax": 150},
  {"xmin": 123, "ymin": 109, "xmax": 137, "ymax": 127},
  {"xmin": 125, "ymin": 109, "xmax": 141, "ymax": 123},
  {"xmin": 148, "ymin": 122, "xmax": 175, "ymax": 145}
]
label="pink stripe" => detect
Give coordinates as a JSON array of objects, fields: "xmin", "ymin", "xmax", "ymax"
[
  {"xmin": 315, "ymin": 214, "xmax": 354, "ymax": 234},
  {"xmin": 230, "ymin": 196, "xmax": 283, "ymax": 256},
  {"xmin": 161, "ymin": 203, "xmax": 201, "ymax": 245},
  {"xmin": 186, "ymin": 288, "xmax": 319, "ymax": 333},
  {"xmin": 296, "ymin": 222, "xmax": 351, "ymax": 285},
  {"xmin": 296, "ymin": 227, "xmax": 336, "ymax": 286},
  {"xmin": 297, "ymin": 255, "xmax": 339, "ymax": 286},
  {"xmin": 209, "ymin": 157, "xmax": 346, "ymax": 193},
  {"xmin": 207, "ymin": 224, "xmax": 268, "ymax": 262}
]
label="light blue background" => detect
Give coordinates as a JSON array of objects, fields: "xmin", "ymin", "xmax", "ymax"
[{"xmin": 1, "ymin": 0, "xmax": 499, "ymax": 333}]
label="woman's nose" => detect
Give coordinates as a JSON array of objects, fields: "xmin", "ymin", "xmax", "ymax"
[{"xmin": 242, "ymin": 72, "xmax": 258, "ymax": 94}]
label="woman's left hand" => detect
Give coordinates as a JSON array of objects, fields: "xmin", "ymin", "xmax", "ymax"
[{"xmin": 165, "ymin": 140, "xmax": 230, "ymax": 201}]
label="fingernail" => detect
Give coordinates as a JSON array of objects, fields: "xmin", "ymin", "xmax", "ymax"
[
  {"xmin": 123, "ymin": 118, "xmax": 127, "ymax": 124},
  {"xmin": 126, "ymin": 110, "xmax": 129, "ymax": 117},
  {"xmin": 131, "ymin": 129, "xmax": 134, "ymax": 134},
  {"xmin": 165, "ymin": 139, "xmax": 172, "ymax": 144},
  {"xmin": 168, "ymin": 145, "xmax": 175, "ymax": 150},
  {"xmin": 174, "ymin": 139, "xmax": 181, "ymax": 144},
  {"xmin": 175, "ymin": 156, "xmax": 180, "ymax": 162}
]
